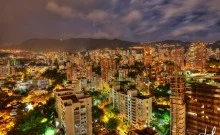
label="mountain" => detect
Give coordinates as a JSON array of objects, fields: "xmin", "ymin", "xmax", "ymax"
[
  {"xmin": 150, "ymin": 40, "xmax": 191, "ymax": 48},
  {"xmin": 8, "ymin": 38, "xmax": 138, "ymax": 52},
  {"xmin": 150, "ymin": 40, "xmax": 220, "ymax": 49},
  {"xmin": 5, "ymin": 39, "xmax": 219, "ymax": 52},
  {"xmin": 207, "ymin": 41, "xmax": 220, "ymax": 49}
]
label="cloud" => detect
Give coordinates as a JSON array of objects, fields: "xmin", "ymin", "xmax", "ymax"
[
  {"xmin": 171, "ymin": 24, "xmax": 208, "ymax": 37},
  {"xmin": 136, "ymin": 27, "xmax": 158, "ymax": 35},
  {"xmin": 87, "ymin": 10, "xmax": 109, "ymax": 22},
  {"xmin": 130, "ymin": 0, "xmax": 137, "ymax": 5},
  {"xmin": 46, "ymin": 0, "xmax": 83, "ymax": 18},
  {"xmin": 111, "ymin": 0, "xmax": 118, "ymax": 5},
  {"xmin": 1, "ymin": 0, "xmax": 220, "ymax": 44},
  {"xmin": 122, "ymin": 10, "xmax": 142, "ymax": 25},
  {"xmin": 159, "ymin": 0, "xmax": 202, "ymax": 23}
]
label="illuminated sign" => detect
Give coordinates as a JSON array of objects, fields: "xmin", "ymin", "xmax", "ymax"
[{"xmin": 199, "ymin": 127, "xmax": 216, "ymax": 135}]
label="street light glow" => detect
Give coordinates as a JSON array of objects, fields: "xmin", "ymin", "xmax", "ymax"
[{"xmin": 26, "ymin": 103, "xmax": 33, "ymax": 111}]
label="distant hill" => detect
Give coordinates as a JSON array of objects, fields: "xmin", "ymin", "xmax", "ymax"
[
  {"xmin": 207, "ymin": 41, "xmax": 220, "ymax": 49},
  {"xmin": 8, "ymin": 38, "xmax": 138, "ymax": 52},
  {"xmin": 5, "ymin": 39, "xmax": 219, "ymax": 52},
  {"xmin": 150, "ymin": 40, "xmax": 191, "ymax": 48},
  {"xmin": 150, "ymin": 40, "xmax": 220, "ymax": 49}
]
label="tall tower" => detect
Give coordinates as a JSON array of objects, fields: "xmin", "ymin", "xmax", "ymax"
[
  {"xmin": 186, "ymin": 41, "xmax": 206, "ymax": 72},
  {"xmin": 170, "ymin": 71, "xmax": 186, "ymax": 135}
]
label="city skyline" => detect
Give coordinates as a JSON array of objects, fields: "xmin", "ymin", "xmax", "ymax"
[{"xmin": 1, "ymin": 0, "xmax": 220, "ymax": 45}]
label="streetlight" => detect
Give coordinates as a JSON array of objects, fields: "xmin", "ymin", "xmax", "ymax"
[{"xmin": 25, "ymin": 103, "xmax": 33, "ymax": 111}]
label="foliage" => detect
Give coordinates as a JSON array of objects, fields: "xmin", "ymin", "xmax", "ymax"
[
  {"xmin": 92, "ymin": 66, "xmax": 101, "ymax": 76},
  {"xmin": 152, "ymin": 85, "xmax": 170, "ymax": 98},
  {"xmin": 114, "ymin": 71, "xmax": 119, "ymax": 78},
  {"xmin": 127, "ymin": 71, "xmax": 137, "ymax": 79},
  {"xmin": 0, "ymin": 90, "xmax": 9, "ymax": 110},
  {"xmin": 92, "ymin": 106, "xmax": 104, "ymax": 121},
  {"xmin": 89, "ymin": 90, "xmax": 101, "ymax": 97},
  {"xmin": 42, "ymin": 69, "xmax": 66, "ymax": 84},
  {"xmin": 111, "ymin": 108, "xmax": 120, "ymax": 115},
  {"xmin": 115, "ymin": 56, "xmax": 122, "ymax": 64},
  {"xmin": 104, "ymin": 103, "xmax": 114, "ymax": 110},
  {"xmin": 105, "ymin": 118, "xmax": 118, "ymax": 131},
  {"xmin": 164, "ymin": 60, "xmax": 174, "ymax": 65},
  {"xmin": 4, "ymin": 81, "xmax": 16, "ymax": 87},
  {"xmin": 207, "ymin": 57, "xmax": 220, "ymax": 66},
  {"xmin": 8, "ymin": 98, "xmax": 56, "ymax": 135},
  {"xmin": 47, "ymin": 85, "xmax": 55, "ymax": 92},
  {"xmin": 151, "ymin": 107, "xmax": 170, "ymax": 135}
]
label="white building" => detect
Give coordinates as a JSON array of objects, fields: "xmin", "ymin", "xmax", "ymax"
[
  {"xmin": 110, "ymin": 87, "xmax": 152, "ymax": 129},
  {"xmin": 54, "ymin": 86, "xmax": 92, "ymax": 135}
]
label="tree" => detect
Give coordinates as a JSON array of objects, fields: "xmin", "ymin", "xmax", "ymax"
[
  {"xmin": 92, "ymin": 106, "xmax": 104, "ymax": 121},
  {"xmin": 42, "ymin": 69, "xmax": 66, "ymax": 85},
  {"xmin": 114, "ymin": 71, "xmax": 119, "ymax": 78},
  {"xmin": 127, "ymin": 71, "xmax": 137, "ymax": 79},
  {"xmin": 8, "ymin": 98, "xmax": 56, "ymax": 135},
  {"xmin": 105, "ymin": 118, "xmax": 118, "ymax": 131},
  {"xmin": 111, "ymin": 108, "xmax": 120, "ymax": 115},
  {"xmin": 92, "ymin": 66, "xmax": 101, "ymax": 76},
  {"xmin": 0, "ymin": 90, "xmax": 9, "ymax": 110}
]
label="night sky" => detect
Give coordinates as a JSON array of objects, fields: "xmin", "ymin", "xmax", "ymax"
[{"xmin": 1, "ymin": 0, "xmax": 220, "ymax": 45}]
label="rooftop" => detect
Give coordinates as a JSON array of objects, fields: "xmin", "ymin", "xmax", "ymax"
[
  {"xmin": 55, "ymin": 89, "xmax": 73, "ymax": 92},
  {"xmin": 129, "ymin": 128, "xmax": 158, "ymax": 135},
  {"xmin": 61, "ymin": 95, "xmax": 79, "ymax": 103}
]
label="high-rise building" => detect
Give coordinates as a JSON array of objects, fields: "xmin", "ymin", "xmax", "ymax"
[
  {"xmin": 54, "ymin": 88, "xmax": 92, "ymax": 135},
  {"xmin": 0, "ymin": 65, "xmax": 15, "ymax": 77},
  {"xmin": 66, "ymin": 67, "xmax": 77, "ymax": 81},
  {"xmin": 158, "ymin": 45, "xmax": 184, "ymax": 69},
  {"xmin": 143, "ymin": 46, "xmax": 154, "ymax": 66},
  {"xmin": 111, "ymin": 87, "xmax": 152, "ymax": 129},
  {"xmin": 101, "ymin": 58, "xmax": 110, "ymax": 82},
  {"xmin": 170, "ymin": 72, "xmax": 186, "ymax": 135},
  {"xmin": 186, "ymin": 41, "xmax": 207, "ymax": 72},
  {"xmin": 185, "ymin": 83, "xmax": 220, "ymax": 135}
]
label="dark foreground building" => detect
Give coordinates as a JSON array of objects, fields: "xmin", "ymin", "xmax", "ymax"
[{"xmin": 185, "ymin": 83, "xmax": 220, "ymax": 135}]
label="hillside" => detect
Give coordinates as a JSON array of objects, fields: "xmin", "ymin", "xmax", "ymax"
[{"xmin": 9, "ymin": 38, "xmax": 138, "ymax": 52}]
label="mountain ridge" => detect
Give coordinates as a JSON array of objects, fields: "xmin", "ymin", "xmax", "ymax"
[
  {"xmin": 7, "ymin": 38, "xmax": 138, "ymax": 52},
  {"xmin": 4, "ymin": 38, "xmax": 219, "ymax": 52}
]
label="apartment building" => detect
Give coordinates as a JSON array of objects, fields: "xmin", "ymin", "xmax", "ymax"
[
  {"xmin": 186, "ymin": 41, "xmax": 207, "ymax": 72},
  {"xmin": 185, "ymin": 83, "xmax": 220, "ymax": 135},
  {"xmin": 110, "ymin": 87, "xmax": 152, "ymax": 129},
  {"xmin": 54, "ymin": 88, "xmax": 92, "ymax": 135},
  {"xmin": 170, "ymin": 72, "xmax": 186, "ymax": 135}
]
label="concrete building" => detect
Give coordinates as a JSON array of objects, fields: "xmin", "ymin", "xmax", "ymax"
[
  {"xmin": 54, "ymin": 88, "xmax": 92, "ymax": 135},
  {"xmin": 111, "ymin": 87, "xmax": 152, "ymax": 129},
  {"xmin": 170, "ymin": 72, "xmax": 186, "ymax": 135},
  {"xmin": 0, "ymin": 66, "xmax": 15, "ymax": 77}
]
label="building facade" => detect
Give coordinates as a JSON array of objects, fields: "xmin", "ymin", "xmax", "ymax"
[
  {"xmin": 55, "ymin": 88, "xmax": 92, "ymax": 135},
  {"xmin": 186, "ymin": 42, "xmax": 207, "ymax": 72},
  {"xmin": 170, "ymin": 73, "xmax": 186, "ymax": 135},
  {"xmin": 185, "ymin": 83, "xmax": 220, "ymax": 135},
  {"xmin": 111, "ymin": 87, "xmax": 152, "ymax": 129}
]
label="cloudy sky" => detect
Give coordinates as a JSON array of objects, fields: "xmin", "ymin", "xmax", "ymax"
[{"xmin": 1, "ymin": 0, "xmax": 220, "ymax": 45}]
